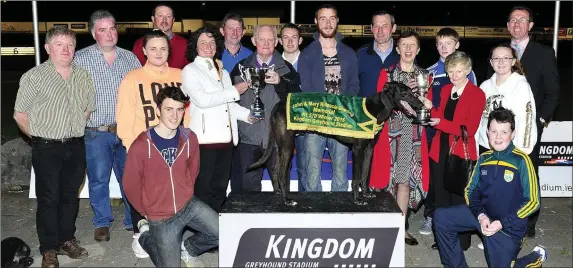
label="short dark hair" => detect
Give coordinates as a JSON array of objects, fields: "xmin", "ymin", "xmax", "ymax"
[
  {"xmin": 436, "ymin": 27, "xmax": 460, "ymax": 43},
  {"xmin": 372, "ymin": 10, "xmax": 395, "ymax": 26},
  {"xmin": 88, "ymin": 10, "xmax": 115, "ymax": 33},
  {"xmin": 508, "ymin": 5, "xmax": 534, "ymax": 22},
  {"xmin": 222, "ymin": 13, "xmax": 245, "ymax": 29},
  {"xmin": 487, "ymin": 107, "xmax": 516, "ymax": 132},
  {"xmin": 315, "ymin": 4, "xmax": 338, "ymax": 19},
  {"xmin": 152, "ymin": 3, "xmax": 174, "ymax": 17},
  {"xmin": 143, "ymin": 30, "xmax": 172, "ymax": 61},
  {"xmin": 155, "ymin": 86, "xmax": 190, "ymax": 108},
  {"xmin": 397, "ymin": 31, "xmax": 420, "ymax": 47},
  {"xmin": 280, "ymin": 23, "xmax": 300, "ymax": 36},
  {"xmin": 186, "ymin": 25, "xmax": 224, "ymax": 64}
]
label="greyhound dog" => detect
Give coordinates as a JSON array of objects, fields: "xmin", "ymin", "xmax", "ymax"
[{"xmin": 248, "ymin": 82, "xmax": 425, "ymax": 205}]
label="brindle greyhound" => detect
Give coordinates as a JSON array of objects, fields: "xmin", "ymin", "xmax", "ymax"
[{"xmin": 248, "ymin": 82, "xmax": 425, "ymax": 205}]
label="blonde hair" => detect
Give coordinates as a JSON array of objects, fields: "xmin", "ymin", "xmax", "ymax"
[{"xmin": 445, "ymin": 50, "xmax": 472, "ymax": 73}]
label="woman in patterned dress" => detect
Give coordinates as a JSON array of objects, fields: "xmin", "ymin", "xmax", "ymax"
[{"xmin": 369, "ymin": 31, "xmax": 432, "ymax": 246}]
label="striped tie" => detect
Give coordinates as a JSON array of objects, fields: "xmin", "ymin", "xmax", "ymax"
[{"xmin": 513, "ymin": 43, "xmax": 522, "ymax": 60}]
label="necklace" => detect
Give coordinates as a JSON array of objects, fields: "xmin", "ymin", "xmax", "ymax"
[{"xmin": 451, "ymin": 92, "xmax": 460, "ymax": 100}]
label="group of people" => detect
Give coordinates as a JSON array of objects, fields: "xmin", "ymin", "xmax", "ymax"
[{"xmin": 13, "ymin": 2, "xmax": 560, "ymax": 268}]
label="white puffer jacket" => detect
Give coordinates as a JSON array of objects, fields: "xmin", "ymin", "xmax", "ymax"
[
  {"xmin": 478, "ymin": 72, "xmax": 537, "ymax": 154},
  {"xmin": 181, "ymin": 56, "xmax": 250, "ymax": 145}
]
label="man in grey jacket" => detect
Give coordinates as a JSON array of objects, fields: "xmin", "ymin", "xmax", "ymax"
[{"xmin": 230, "ymin": 24, "xmax": 301, "ymax": 192}]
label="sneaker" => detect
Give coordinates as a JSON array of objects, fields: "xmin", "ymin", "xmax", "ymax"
[
  {"xmin": 132, "ymin": 233, "xmax": 149, "ymax": 259},
  {"xmin": 138, "ymin": 219, "xmax": 149, "ymax": 233},
  {"xmin": 477, "ymin": 242, "xmax": 484, "ymax": 250},
  {"xmin": 181, "ymin": 252, "xmax": 204, "ymax": 268},
  {"xmin": 533, "ymin": 245, "xmax": 547, "ymax": 262},
  {"xmin": 419, "ymin": 217, "xmax": 432, "ymax": 235}
]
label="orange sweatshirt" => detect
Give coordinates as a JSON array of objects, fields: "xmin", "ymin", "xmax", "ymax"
[{"xmin": 116, "ymin": 63, "xmax": 188, "ymax": 151}]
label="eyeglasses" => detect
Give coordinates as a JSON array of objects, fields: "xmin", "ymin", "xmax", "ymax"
[
  {"xmin": 490, "ymin": 57, "xmax": 514, "ymax": 63},
  {"xmin": 508, "ymin": 18, "xmax": 530, "ymax": 24}
]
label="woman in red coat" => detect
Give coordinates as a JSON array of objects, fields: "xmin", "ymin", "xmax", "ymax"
[
  {"xmin": 368, "ymin": 31, "xmax": 432, "ymax": 246},
  {"xmin": 426, "ymin": 51, "xmax": 486, "ymax": 250}
]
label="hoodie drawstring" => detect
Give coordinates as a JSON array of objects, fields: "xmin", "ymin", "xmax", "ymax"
[
  {"xmin": 187, "ymin": 141, "xmax": 190, "ymax": 158},
  {"xmin": 147, "ymin": 139, "xmax": 151, "ymax": 159}
]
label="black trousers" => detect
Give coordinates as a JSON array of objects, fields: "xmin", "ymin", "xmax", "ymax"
[
  {"xmin": 229, "ymin": 147, "xmax": 243, "ymax": 193},
  {"xmin": 32, "ymin": 137, "xmax": 86, "ymax": 253},
  {"xmin": 426, "ymin": 159, "xmax": 472, "ymax": 249},
  {"xmin": 193, "ymin": 145, "xmax": 233, "ymax": 213},
  {"xmin": 236, "ymin": 143, "xmax": 277, "ymax": 192}
]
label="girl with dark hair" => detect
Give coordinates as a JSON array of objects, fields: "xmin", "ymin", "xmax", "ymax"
[
  {"xmin": 181, "ymin": 26, "xmax": 256, "ymax": 213},
  {"xmin": 478, "ymin": 44, "xmax": 537, "ymax": 155}
]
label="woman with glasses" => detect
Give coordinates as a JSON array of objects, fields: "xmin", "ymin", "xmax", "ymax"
[
  {"xmin": 478, "ymin": 44, "xmax": 537, "ymax": 155},
  {"xmin": 426, "ymin": 50, "xmax": 486, "ymax": 251}
]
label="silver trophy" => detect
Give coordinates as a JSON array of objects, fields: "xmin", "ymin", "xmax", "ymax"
[
  {"xmin": 412, "ymin": 70, "xmax": 431, "ymax": 125},
  {"xmin": 238, "ymin": 64, "xmax": 274, "ymax": 119}
]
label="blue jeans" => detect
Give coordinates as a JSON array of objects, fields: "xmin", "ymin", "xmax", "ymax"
[
  {"xmin": 84, "ymin": 129, "xmax": 132, "ymax": 229},
  {"xmin": 295, "ymin": 135, "xmax": 310, "ymax": 192},
  {"xmin": 139, "ymin": 196, "xmax": 219, "ymax": 267},
  {"xmin": 303, "ymin": 133, "xmax": 348, "ymax": 192}
]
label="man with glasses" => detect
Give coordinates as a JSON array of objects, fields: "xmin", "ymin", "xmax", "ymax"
[{"xmin": 490, "ymin": 5, "xmax": 560, "ymax": 238}]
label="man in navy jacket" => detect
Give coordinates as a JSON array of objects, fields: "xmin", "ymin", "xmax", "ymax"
[
  {"xmin": 356, "ymin": 10, "xmax": 400, "ymax": 98},
  {"xmin": 297, "ymin": 4, "xmax": 360, "ymax": 192}
]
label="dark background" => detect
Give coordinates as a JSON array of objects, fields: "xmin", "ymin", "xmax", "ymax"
[{"xmin": 1, "ymin": 1, "xmax": 572, "ymax": 143}]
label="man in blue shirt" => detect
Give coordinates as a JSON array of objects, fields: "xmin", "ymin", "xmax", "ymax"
[
  {"xmin": 356, "ymin": 10, "xmax": 400, "ymax": 98},
  {"xmin": 434, "ymin": 107, "xmax": 547, "ymax": 268},
  {"xmin": 220, "ymin": 12, "xmax": 254, "ymax": 194},
  {"xmin": 220, "ymin": 12, "xmax": 253, "ymax": 72}
]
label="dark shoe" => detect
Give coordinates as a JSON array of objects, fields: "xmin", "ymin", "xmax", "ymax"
[
  {"xmin": 58, "ymin": 239, "xmax": 89, "ymax": 259},
  {"xmin": 405, "ymin": 237, "xmax": 418, "ymax": 246},
  {"xmin": 94, "ymin": 227, "xmax": 110, "ymax": 242},
  {"xmin": 431, "ymin": 243, "xmax": 438, "ymax": 250},
  {"xmin": 42, "ymin": 250, "xmax": 59, "ymax": 268},
  {"xmin": 126, "ymin": 227, "xmax": 134, "ymax": 232},
  {"xmin": 526, "ymin": 227, "xmax": 536, "ymax": 238}
]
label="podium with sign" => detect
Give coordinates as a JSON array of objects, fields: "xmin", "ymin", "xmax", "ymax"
[{"xmin": 220, "ymin": 192, "xmax": 405, "ymax": 267}]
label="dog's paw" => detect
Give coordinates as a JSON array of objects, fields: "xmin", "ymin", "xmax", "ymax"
[
  {"xmin": 274, "ymin": 190, "xmax": 282, "ymax": 195},
  {"xmin": 354, "ymin": 199, "xmax": 368, "ymax": 205},
  {"xmin": 284, "ymin": 199, "xmax": 298, "ymax": 206}
]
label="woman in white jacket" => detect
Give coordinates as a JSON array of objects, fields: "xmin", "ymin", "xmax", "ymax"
[
  {"xmin": 181, "ymin": 26, "xmax": 256, "ymax": 213},
  {"xmin": 478, "ymin": 43, "xmax": 537, "ymax": 154}
]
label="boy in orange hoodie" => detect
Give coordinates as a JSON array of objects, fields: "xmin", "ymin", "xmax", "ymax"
[{"xmin": 122, "ymin": 86, "xmax": 218, "ymax": 267}]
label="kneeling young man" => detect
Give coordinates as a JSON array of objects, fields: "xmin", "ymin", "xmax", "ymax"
[
  {"xmin": 434, "ymin": 107, "xmax": 546, "ymax": 268},
  {"xmin": 122, "ymin": 86, "xmax": 218, "ymax": 267}
]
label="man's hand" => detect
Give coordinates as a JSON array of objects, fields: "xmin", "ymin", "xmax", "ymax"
[
  {"xmin": 264, "ymin": 70, "xmax": 281, "ymax": 85},
  {"xmin": 248, "ymin": 115, "xmax": 263, "ymax": 123},
  {"xmin": 483, "ymin": 220, "xmax": 502, "ymax": 236},
  {"xmin": 234, "ymin": 82, "xmax": 250, "ymax": 95}
]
